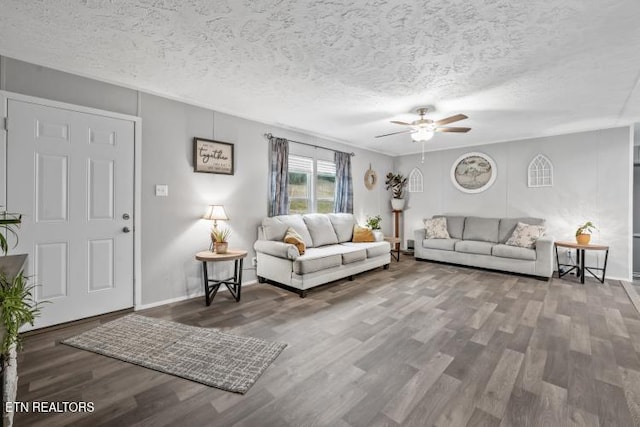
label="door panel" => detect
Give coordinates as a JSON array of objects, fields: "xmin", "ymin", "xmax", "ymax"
[
  {"xmin": 35, "ymin": 242, "xmax": 68, "ymax": 299},
  {"xmin": 88, "ymin": 238, "xmax": 114, "ymax": 292},
  {"xmin": 8, "ymin": 99, "xmax": 134, "ymax": 329},
  {"xmin": 88, "ymin": 159, "xmax": 114, "ymax": 220},
  {"xmin": 36, "ymin": 153, "xmax": 69, "ymax": 222}
]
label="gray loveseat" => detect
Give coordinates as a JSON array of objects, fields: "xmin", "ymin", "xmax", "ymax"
[
  {"xmin": 414, "ymin": 215, "xmax": 554, "ymax": 279},
  {"xmin": 255, "ymin": 213, "xmax": 391, "ymax": 297}
]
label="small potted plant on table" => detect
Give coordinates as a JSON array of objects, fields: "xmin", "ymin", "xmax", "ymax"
[
  {"xmin": 366, "ymin": 215, "xmax": 383, "ymax": 241},
  {"xmin": 211, "ymin": 227, "xmax": 231, "ymax": 254},
  {"xmin": 575, "ymin": 221, "xmax": 597, "ymax": 245}
]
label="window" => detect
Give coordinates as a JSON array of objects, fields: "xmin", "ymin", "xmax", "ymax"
[
  {"xmin": 288, "ymin": 155, "xmax": 335, "ymax": 214},
  {"xmin": 528, "ymin": 154, "xmax": 553, "ymax": 187},
  {"xmin": 316, "ymin": 160, "xmax": 336, "ymax": 213}
]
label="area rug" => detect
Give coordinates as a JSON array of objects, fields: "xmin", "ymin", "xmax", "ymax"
[{"xmin": 62, "ymin": 314, "xmax": 286, "ymax": 394}]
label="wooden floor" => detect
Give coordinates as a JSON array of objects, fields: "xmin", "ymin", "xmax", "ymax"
[{"xmin": 14, "ymin": 258, "xmax": 640, "ymax": 426}]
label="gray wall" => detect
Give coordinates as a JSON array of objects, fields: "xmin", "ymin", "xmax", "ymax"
[
  {"xmin": 0, "ymin": 56, "xmax": 394, "ymax": 305},
  {"xmin": 394, "ymin": 127, "xmax": 633, "ymax": 280}
]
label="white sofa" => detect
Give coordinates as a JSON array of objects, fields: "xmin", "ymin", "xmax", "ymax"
[
  {"xmin": 254, "ymin": 213, "xmax": 391, "ymax": 297},
  {"xmin": 414, "ymin": 215, "xmax": 555, "ymax": 279}
]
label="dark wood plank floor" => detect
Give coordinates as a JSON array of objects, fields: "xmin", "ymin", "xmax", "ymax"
[{"xmin": 14, "ymin": 258, "xmax": 640, "ymax": 426}]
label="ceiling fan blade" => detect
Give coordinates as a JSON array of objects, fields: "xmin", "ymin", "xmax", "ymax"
[
  {"xmin": 390, "ymin": 120, "xmax": 412, "ymax": 126},
  {"xmin": 434, "ymin": 114, "xmax": 468, "ymax": 126},
  {"xmin": 374, "ymin": 129, "xmax": 413, "ymax": 138},
  {"xmin": 435, "ymin": 127, "xmax": 471, "ymax": 133}
]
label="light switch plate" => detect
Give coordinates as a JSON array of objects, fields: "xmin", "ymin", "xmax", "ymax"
[{"xmin": 155, "ymin": 184, "xmax": 168, "ymax": 197}]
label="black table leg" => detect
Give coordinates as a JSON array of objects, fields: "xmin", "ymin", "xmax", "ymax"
[
  {"xmin": 223, "ymin": 259, "xmax": 242, "ymax": 302},
  {"xmin": 602, "ymin": 249, "xmax": 609, "ymax": 283},
  {"xmin": 237, "ymin": 258, "xmax": 243, "ymax": 301},
  {"xmin": 203, "ymin": 261, "xmax": 222, "ymax": 306},
  {"xmin": 580, "ymin": 249, "xmax": 585, "ymax": 284}
]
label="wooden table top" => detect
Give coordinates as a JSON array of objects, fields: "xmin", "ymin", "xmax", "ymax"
[
  {"xmin": 195, "ymin": 250, "xmax": 248, "ymax": 262},
  {"xmin": 555, "ymin": 240, "xmax": 609, "ymax": 250},
  {"xmin": 384, "ymin": 236, "xmax": 401, "ymax": 244}
]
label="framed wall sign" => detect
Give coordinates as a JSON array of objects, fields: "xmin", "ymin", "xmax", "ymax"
[
  {"xmin": 193, "ymin": 138, "xmax": 234, "ymax": 175},
  {"xmin": 450, "ymin": 152, "xmax": 496, "ymax": 193}
]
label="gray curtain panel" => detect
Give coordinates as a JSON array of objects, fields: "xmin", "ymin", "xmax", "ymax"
[
  {"xmin": 269, "ymin": 137, "xmax": 290, "ymax": 217},
  {"xmin": 334, "ymin": 151, "xmax": 353, "ymax": 213}
]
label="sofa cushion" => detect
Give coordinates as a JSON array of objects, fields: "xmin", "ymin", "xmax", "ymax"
[
  {"xmin": 505, "ymin": 222, "xmax": 546, "ymax": 249},
  {"xmin": 353, "ymin": 225, "xmax": 375, "ymax": 242},
  {"xmin": 434, "ymin": 215, "xmax": 466, "ymax": 239},
  {"xmin": 455, "ymin": 240, "xmax": 495, "ymax": 255},
  {"xmin": 341, "ymin": 246, "xmax": 367, "ymax": 264},
  {"xmin": 499, "ymin": 217, "xmax": 545, "ymax": 243},
  {"xmin": 293, "ymin": 246, "xmax": 343, "ymax": 275},
  {"xmin": 284, "ymin": 227, "xmax": 306, "ymax": 255},
  {"xmin": 303, "ymin": 214, "xmax": 339, "ymax": 246},
  {"xmin": 492, "ymin": 244, "xmax": 537, "ymax": 261},
  {"xmin": 424, "ymin": 217, "xmax": 450, "ymax": 239},
  {"xmin": 262, "ymin": 215, "xmax": 314, "ymax": 247},
  {"xmin": 463, "ymin": 217, "xmax": 499, "ymax": 243},
  {"xmin": 422, "ymin": 238, "xmax": 460, "ymax": 251},
  {"xmin": 327, "ymin": 213, "xmax": 356, "ymax": 242},
  {"xmin": 341, "ymin": 241, "xmax": 390, "ymax": 258}
]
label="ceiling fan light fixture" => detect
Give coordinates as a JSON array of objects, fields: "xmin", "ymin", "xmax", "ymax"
[{"xmin": 411, "ymin": 127, "xmax": 434, "ymax": 142}]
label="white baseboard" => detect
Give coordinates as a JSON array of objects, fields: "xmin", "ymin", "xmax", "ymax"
[{"xmin": 135, "ymin": 280, "xmax": 257, "ymax": 311}]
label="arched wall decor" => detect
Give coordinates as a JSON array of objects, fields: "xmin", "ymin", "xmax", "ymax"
[
  {"xmin": 408, "ymin": 167, "xmax": 423, "ymax": 193},
  {"xmin": 450, "ymin": 152, "xmax": 497, "ymax": 193},
  {"xmin": 528, "ymin": 154, "xmax": 553, "ymax": 187}
]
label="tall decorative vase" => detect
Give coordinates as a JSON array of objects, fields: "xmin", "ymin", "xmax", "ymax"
[{"xmin": 391, "ymin": 198, "xmax": 405, "ymax": 211}]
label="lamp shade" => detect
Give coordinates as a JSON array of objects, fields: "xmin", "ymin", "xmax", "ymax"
[
  {"xmin": 411, "ymin": 127, "xmax": 435, "ymax": 142},
  {"xmin": 203, "ymin": 205, "xmax": 229, "ymax": 221}
]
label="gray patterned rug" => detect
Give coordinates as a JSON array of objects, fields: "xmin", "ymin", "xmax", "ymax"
[{"xmin": 62, "ymin": 314, "xmax": 286, "ymax": 394}]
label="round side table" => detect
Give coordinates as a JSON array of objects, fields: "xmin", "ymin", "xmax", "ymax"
[
  {"xmin": 554, "ymin": 241, "xmax": 609, "ymax": 284},
  {"xmin": 195, "ymin": 250, "xmax": 248, "ymax": 306}
]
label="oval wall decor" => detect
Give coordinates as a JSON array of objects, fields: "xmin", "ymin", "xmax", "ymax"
[
  {"xmin": 364, "ymin": 163, "xmax": 377, "ymax": 190},
  {"xmin": 450, "ymin": 152, "xmax": 497, "ymax": 193}
]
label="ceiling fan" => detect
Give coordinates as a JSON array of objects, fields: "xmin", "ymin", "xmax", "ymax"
[{"xmin": 375, "ymin": 107, "xmax": 471, "ymax": 141}]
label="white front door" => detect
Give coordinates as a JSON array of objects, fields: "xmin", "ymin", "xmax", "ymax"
[{"xmin": 7, "ymin": 99, "xmax": 135, "ymax": 329}]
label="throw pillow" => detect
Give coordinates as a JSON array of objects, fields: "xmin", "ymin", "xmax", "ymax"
[
  {"xmin": 505, "ymin": 222, "xmax": 546, "ymax": 249},
  {"xmin": 352, "ymin": 225, "xmax": 375, "ymax": 242},
  {"xmin": 284, "ymin": 227, "xmax": 306, "ymax": 255},
  {"xmin": 424, "ymin": 217, "xmax": 450, "ymax": 239}
]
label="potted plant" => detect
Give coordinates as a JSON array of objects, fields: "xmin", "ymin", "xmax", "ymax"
[
  {"xmin": 211, "ymin": 227, "xmax": 231, "ymax": 254},
  {"xmin": 385, "ymin": 173, "xmax": 408, "ymax": 211},
  {"xmin": 365, "ymin": 215, "xmax": 384, "ymax": 241},
  {"xmin": 0, "ymin": 210, "xmax": 41, "ymax": 427},
  {"xmin": 365, "ymin": 215, "xmax": 382, "ymax": 230},
  {"xmin": 575, "ymin": 221, "xmax": 597, "ymax": 245}
]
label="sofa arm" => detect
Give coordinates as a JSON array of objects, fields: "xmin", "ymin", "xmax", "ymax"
[
  {"xmin": 535, "ymin": 235, "xmax": 555, "ymax": 277},
  {"xmin": 413, "ymin": 229, "xmax": 426, "ymax": 258},
  {"xmin": 254, "ymin": 240, "xmax": 300, "ymax": 260}
]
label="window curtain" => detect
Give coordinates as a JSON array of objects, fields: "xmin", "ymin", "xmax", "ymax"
[
  {"xmin": 334, "ymin": 151, "xmax": 353, "ymax": 213},
  {"xmin": 268, "ymin": 136, "xmax": 289, "ymax": 217}
]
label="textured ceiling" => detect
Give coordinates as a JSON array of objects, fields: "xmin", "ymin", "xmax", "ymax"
[{"xmin": 1, "ymin": 0, "xmax": 639, "ymax": 155}]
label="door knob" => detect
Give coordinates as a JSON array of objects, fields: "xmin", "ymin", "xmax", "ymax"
[{"xmin": 123, "ymin": 227, "xmax": 131, "ymax": 233}]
